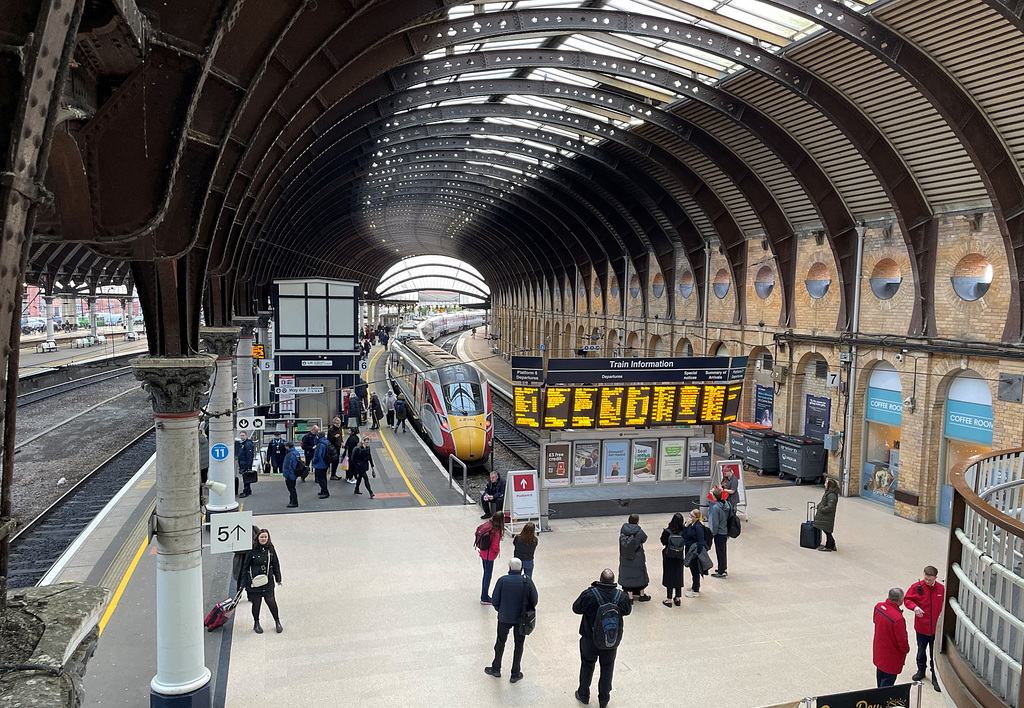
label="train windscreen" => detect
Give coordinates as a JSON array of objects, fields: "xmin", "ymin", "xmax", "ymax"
[{"xmin": 445, "ymin": 382, "xmax": 484, "ymax": 416}]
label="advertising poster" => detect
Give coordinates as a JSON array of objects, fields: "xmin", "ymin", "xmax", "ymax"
[
  {"xmin": 804, "ymin": 394, "xmax": 831, "ymax": 441},
  {"xmin": 573, "ymin": 441, "xmax": 601, "ymax": 486},
  {"xmin": 686, "ymin": 437, "xmax": 714, "ymax": 480},
  {"xmin": 630, "ymin": 440, "xmax": 658, "ymax": 483},
  {"xmin": 754, "ymin": 384, "xmax": 774, "ymax": 427},
  {"xmin": 542, "ymin": 442, "xmax": 572, "ymax": 488},
  {"xmin": 659, "ymin": 439, "xmax": 686, "ymax": 482},
  {"xmin": 601, "ymin": 440, "xmax": 630, "ymax": 485},
  {"xmin": 509, "ymin": 470, "xmax": 540, "ymax": 518}
]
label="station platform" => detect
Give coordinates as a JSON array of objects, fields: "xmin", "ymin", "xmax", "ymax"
[{"xmin": 18, "ymin": 336, "xmax": 148, "ymax": 378}]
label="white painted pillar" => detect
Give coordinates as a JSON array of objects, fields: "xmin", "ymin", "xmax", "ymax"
[
  {"xmin": 133, "ymin": 356, "xmax": 215, "ymax": 707},
  {"xmin": 43, "ymin": 294, "xmax": 55, "ymax": 344},
  {"xmin": 256, "ymin": 311, "xmax": 272, "ymax": 407},
  {"xmin": 88, "ymin": 294, "xmax": 98, "ymax": 337},
  {"xmin": 233, "ymin": 317, "xmax": 258, "ymax": 419},
  {"xmin": 201, "ymin": 327, "xmax": 240, "ymax": 513}
]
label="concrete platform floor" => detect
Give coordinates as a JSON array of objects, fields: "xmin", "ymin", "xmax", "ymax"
[{"xmin": 225, "ymin": 484, "xmax": 949, "ymax": 708}]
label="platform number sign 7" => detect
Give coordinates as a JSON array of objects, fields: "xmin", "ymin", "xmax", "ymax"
[{"xmin": 826, "ymin": 371, "xmax": 840, "ymax": 388}]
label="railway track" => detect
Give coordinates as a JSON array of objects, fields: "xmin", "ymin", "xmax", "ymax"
[
  {"xmin": 7, "ymin": 428, "xmax": 156, "ymax": 588},
  {"xmin": 492, "ymin": 413, "xmax": 540, "ymax": 468},
  {"xmin": 17, "ymin": 366, "xmax": 133, "ymax": 407}
]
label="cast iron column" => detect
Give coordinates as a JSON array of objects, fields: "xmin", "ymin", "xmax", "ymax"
[
  {"xmin": 134, "ymin": 356, "xmax": 215, "ymax": 708},
  {"xmin": 88, "ymin": 294, "xmax": 98, "ymax": 337},
  {"xmin": 255, "ymin": 311, "xmax": 272, "ymax": 408},
  {"xmin": 201, "ymin": 328, "xmax": 240, "ymax": 513},
  {"xmin": 232, "ymin": 317, "xmax": 258, "ymax": 419},
  {"xmin": 43, "ymin": 294, "xmax": 55, "ymax": 347}
]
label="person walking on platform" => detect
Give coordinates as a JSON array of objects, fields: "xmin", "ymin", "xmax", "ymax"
[
  {"xmin": 282, "ymin": 442, "xmax": 301, "ymax": 508},
  {"xmin": 266, "ymin": 430, "xmax": 287, "ymax": 475},
  {"xmin": 484, "ymin": 557, "xmax": 538, "ymax": 684},
  {"xmin": 873, "ymin": 587, "xmax": 910, "ymax": 687},
  {"xmin": 300, "ymin": 425, "xmax": 319, "ymax": 481},
  {"xmin": 710, "ymin": 489, "xmax": 730, "ymax": 578},
  {"xmin": 240, "ymin": 529, "xmax": 283, "ymax": 634},
  {"xmin": 343, "ymin": 428, "xmax": 360, "ymax": 484},
  {"xmin": 814, "ymin": 478, "xmax": 840, "ymax": 552},
  {"xmin": 236, "ymin": 431, "xmax": 256, "ymax": 498},
  {"xmin": 476, "ymin": 512, "xmax": 505, "ymax": 605},
  {"xmin": 618, "ymin": 514, "xmax": 651, "ymax": 603},
  {"xmin": 480, "ymin": 471, "xmax": 506, "ymax": 519},
  {"xmin": 513, "ymin": 522, "xmax": 539, "ymax": 579},
  {"xmin": 350, "ymin": 437, "xmax": 376, "ymax": 498},
  {"xmin": 312, "ymin": 429, "xmax": 331, "ymax": 499},
  {"xmin": 384, "ymin": 389, "xmax": 397, "ymax": 429},
  {"xmin": 327, "ymin": 416, "xmax": 345, "ymax": 480},
  {"xmin": 660, "ymin": 512, "xmax": 687, "ymax": 606},
  {"xmin": 905, "ymin": 566, "xmax": 944, "ymax": 692},
  {"xmin": 355, "ymin": 378, "xmax": 369, "ymax": 415},
  {"xmin": 572, "ymin": 568, "xmax": 632, "ymax": 708},
  {"xmin": 683, "ymin": 509, "xmax": 707, "ymax": 598},
  {"xmin": 394, "ymin": 393, "xmax": 409, "ymax": 432},
  {"xmin": 347, "ymin": 393, "xmax": 363, "ymax": 432},
  {"xmin": 369, "ymin": 392, "xmax": 384, "ymax": 430}
]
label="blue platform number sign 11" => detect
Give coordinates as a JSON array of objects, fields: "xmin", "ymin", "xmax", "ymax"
[{"xmin": 211, "ymin": 444, "xmax": 230, "ymax": 461}]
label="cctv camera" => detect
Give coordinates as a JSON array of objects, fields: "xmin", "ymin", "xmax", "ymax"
[
  {"xmin": 895, "ymin": 353, "xmax": 904, "ymax": 363},
  {"xmin": 203, "ymin": 480, "xmax": 228, "ymax": 495}
]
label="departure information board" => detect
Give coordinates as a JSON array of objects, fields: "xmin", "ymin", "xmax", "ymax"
[
  {"xmin": 514, "ymin": 386, "xmax": 541, "ymax": 428},
  {"xmin": 624, "ymin": 386, "xmax": 652, "ymax": 426},
  {"xmin": 543, "ymin": 387, "xmax": 572, "ymax": 429},
  {"xmin": 598, "ymin": 386, "xmax": 626, "ymax": 427},
  {"xmin": 571, "ymin": 386, "xmax": 599, "ymax": 428},
  {"xmin": 513, "ymin": 382, "xmax": 742, "ymax": 429}
]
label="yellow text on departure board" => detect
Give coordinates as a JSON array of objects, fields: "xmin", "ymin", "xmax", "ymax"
[
  {"xmin": 513, "ymin": 386, "xmax": 541, "ymax": 428},
  {"xmin": 571, "ymin": 386, "xmax": 598, "ymax": 428},
  {"xmin": 623, "ymin": 386, "xmax": 652, "ymax": 426},
  {"xmin": 598, "ymin": 386, "xmax": 625, "ymax": 427},
  {"xmin": 543, "ymin": 386, "xmax": 572, "ymax": 428}
]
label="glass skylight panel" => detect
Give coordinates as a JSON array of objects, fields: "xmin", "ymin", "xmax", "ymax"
[
  {"xmin": 447, "ymin": 5, "xmax": 476, "ymax": 19},
  {"xmin": 561, "ymin": 35, "xmax": 639, "ymax": 60},
  {"xmin": 475, "ymin": 37, "xmax": 548, "ymax": 51},
  {"xmin": 453, "ymin": 68, "xmax": 518, "ymax": 81},
  {"xmin": 513, "ymin": 0, "xmax": 588, "ymax": 9},
  {"xmin": 504, "ymin": 94, "xmax": 572, "ymax": 112},
  {"xmin": 727, "ymin": 0, "xmax": 816, "ymax": 34},
  {"xmin": 484, "ymin": 2, "xmax": 515, "ymax": 11},
  {"xmin": 608, "ymin": 0, "xmax": 697, "ymax": 25},
  {"xmin": 527, "ymin": 67, "xmax": 600, "ymax": 88},
  {"xmin": 483, "ymin": 116, "xmax": 545, "ymax": 130},
  {"xmin": 609, "ymin": 31, "xmax": 661, "ymax": 49},
  {"xmin": 716, "ymin": 4, "xmax": 798, "ymax": 40},
  {"xmin": 430, "ymin": 96, "xmax": 491, "ymax": 106},
  {"xmin": 658, "ymin": 41, "xmax": 732, "ymax": 71}
]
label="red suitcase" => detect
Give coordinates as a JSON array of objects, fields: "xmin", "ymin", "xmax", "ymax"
[{"xmin": 204, "ymin": 589, "xmax": 243, "ymax": 632}]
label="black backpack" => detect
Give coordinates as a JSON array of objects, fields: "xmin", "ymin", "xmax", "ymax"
[
  {"xmin": 395, "ymin": 399, "xmax": 406, "ymax": 416},
  {"xmin": 664, "ymin": 531, "xmax": 686, "ymax": 559},
  {"xmin": 591, "ymin": 588, "xmax": 624, "ymax": 650},
  {"xmin": 326, "ymin": 443, "xmax": 340, "ymax": 464},
  {"xmin": 293, "ymin": 456, "xmax": 308, "ymax": 477},
  {"xmin": 726, "ymin": 504, "xmax": 742, "ymax": 538},
  {"xmin": 619, "ymin": 532, "xmax": 639, "ymax": 561}
]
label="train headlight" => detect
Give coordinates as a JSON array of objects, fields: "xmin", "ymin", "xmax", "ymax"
[{"xmin": 438, "ymin": 414, "xmax": 450, "ymax": 432}]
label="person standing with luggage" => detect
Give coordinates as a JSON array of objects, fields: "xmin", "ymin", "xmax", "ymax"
[
  {"xmin": 394, "ymin": 393, "xmax": 409, "ymax": 432},
  {"xmin": 384, "ymin": 389, "xmax": 397, "ymax": 429},
  {"xmin": 476, "ymin": 512, "xmax": 505, "ymax": 605},
  {"xmin": 721, "ymin": 465, "xmax": 740, "ymax": 508},
  {"xmin": 572, "ymin": 568, "xmax": 633, "ymax": 708},
  {"xmin": 660, "ymin": 513, "xmax": 687, "ymax": 607},
  {"xmin": 343, "ymin": 428, "xmax": 360, "ymax": 484},
  {"xmin": 873, "ymin": 587, "xmax": 910, "ymax": 687},
  {"xmin": 281, "ymin": 442, "xmax": 301, "ymax": 508},
  {"xmin": 512, "ymin": 522, "xmax": 539, "ymax": 579},
  {"xmin": 484, "ymin": 558, "xmax": 538, "ymax": 684},
  {"xmin": 710, "ymin": 489, "xmax": 730, "ymax": 578},
  {"xmin": 236, "ymin": 431, "xmax": 256, "ymax": 498},
  {"xmin": 683, "ymin": 509, "xmax": 707, "ymax": 598},
  {"xmin": 327, "ymin": 416, "xmax": 345, "ymax": 480},
  {"xmin": 350, "ymin": 437, "xmax": 376, "ymax": 498},
  {"xmin": 905, "ymin": 566, "xmax": 944, "ymax": 692},
  {"xmin": 369, "ymin": 392, "xmax": 384, "ymax": 430},
  {"xmin": 311, "ymin": 429, "xmax": 331, "ymax": 499},
  {"xmin": 266, "ymin": 431, "xmax": 287, "ymax": 475},
  {"xmin": 814, "ymin": 478, "xmax": 840, "ymax": 552},
  {"xmin": 617, "ymin": 514, "xmax": 651, "ymax": 603},
  {"xmin": 239, "ymin": 529, "xmax": 283, "ymax": 634}
]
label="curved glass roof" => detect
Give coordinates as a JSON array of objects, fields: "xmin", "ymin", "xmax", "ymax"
[{"xmin": 377, "ymin": 255, "xmax": 491, "ymax": 300}]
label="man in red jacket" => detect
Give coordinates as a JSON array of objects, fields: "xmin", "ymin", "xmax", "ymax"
[
  {"xmin": 905, "ymin": 565, "xmax": 944, "ymax": 692},
  {"xmin": 873, "ymin": 587, "xmax": 910, "ymax": 687}
]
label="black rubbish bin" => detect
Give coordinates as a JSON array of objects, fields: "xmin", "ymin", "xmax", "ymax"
[
  {"xmin": 742, "ymin": 429, "xmax": 780, "ymax": 475},
  {"xmin": 727, "ymin": 424, "xmax": 748, "ymax": 460},
  {"xmin": 776, "ymin": 435, "xmax": 826, "ymax": 484}
]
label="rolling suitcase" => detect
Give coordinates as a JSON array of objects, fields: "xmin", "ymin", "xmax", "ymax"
[
  {"xmin": 800, "ymin": 501, "xmax": 821, "ymax": 549},
  {"xmin": 204, "ymin": 588, "xmax": 243, "ymax": 632}
]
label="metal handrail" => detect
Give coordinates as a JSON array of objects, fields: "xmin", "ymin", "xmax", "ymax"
[{"xmin": 448, "ymin": 454, "xmax": 468, "ymax": 505}]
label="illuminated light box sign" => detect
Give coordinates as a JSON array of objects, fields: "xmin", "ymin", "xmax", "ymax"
[{"xmin": 524, "ymin": 382, "xmax": 743, "ymax": 430}]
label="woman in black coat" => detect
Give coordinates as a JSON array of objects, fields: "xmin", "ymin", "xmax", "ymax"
[
  {"xmin": 618, "ymin": 514, "xmax": 651, "ymax": 602},
  {"xmin": 660, "ymin": 512, "xmax": 687, "ymax": 607},
  {"xmin": 239, "ymin": 528, "xmax": 283, "ymax": 634},
  {"xmin": 327, "ymin": 416, "xmax": 345, "ymax": 480},
  {"xmin": 682, "ymin": 509, "xmax": 707, "ymax": 598},
  {"xmin": 343, "ymin": 429, "xmax": 360, "ymax": 483}
]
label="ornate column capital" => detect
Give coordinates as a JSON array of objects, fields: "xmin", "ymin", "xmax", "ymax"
[
  {"xmin": 256, "ymin": 310, "xmax": 272, "ymax": 329},
  {"xmin": 133, "ymin": 357, "xmax": 215, "ymax": 415},
  {"xmin": 232, "ymin": 316, "xmax": 259, "ymax": 338},
  {"xmin": 200, "ymin": 326, "xmax": 241, "ymax": 359}
]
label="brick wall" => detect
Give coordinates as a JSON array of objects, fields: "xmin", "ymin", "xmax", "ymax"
[{"xmin": 858, "ymin": 225, "xmax": 916, "ymax": 336}]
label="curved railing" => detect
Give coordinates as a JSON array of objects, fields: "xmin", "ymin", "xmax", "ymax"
[{"xmin": 941, "ymin": 448, "xmax": 1024, "ymax": 708}]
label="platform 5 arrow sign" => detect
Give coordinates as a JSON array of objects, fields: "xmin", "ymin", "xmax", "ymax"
[{"xmin": 210, "ymin": 510, "xmax": 253, "ymax": 555}]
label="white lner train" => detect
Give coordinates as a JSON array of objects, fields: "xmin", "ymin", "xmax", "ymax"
[{"xmin": 417, "ymin": 310, "xmax": 486, "ymax": 341}]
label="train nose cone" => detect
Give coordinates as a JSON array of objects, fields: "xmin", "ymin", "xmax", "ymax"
[{"xmin": 453, "ymin": 424, "xmax": 486, "ymax": 461}]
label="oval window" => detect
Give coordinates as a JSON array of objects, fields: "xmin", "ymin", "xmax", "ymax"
[
  {"xmin": 805, "ymin": 262, "xmax": 832, "ymax": 300},
  {"xmin": 713, "ymin": 268, "xmax": 730, "ymax": 299},
  {"xmin": 754, "ymin": 265, "xmax": 775, "ymax": 300},
  {"xmin": 593, "ymin": 281, "xmax": 602, "ymax": 298},
  {"xmin": 629, "ymin": 274, "xmax": 640, "ymax": 299},
  {"xmin": 678, "ymin": 271, "xmax": 694, "ymax": 299},
  {"xmin": 652, "ymin": 273, "xmax": 665, "ymax": 299},
  {"xmin": 609, "ymin": 276, "xmax": 619, "ymax": 299},
  {"xmin": 951, "ymin": 253, "xmax": 993, "ymax": 301},
  {"xmin": 869, "ymin": 258, "xmax": 902, "ymax": 300}
]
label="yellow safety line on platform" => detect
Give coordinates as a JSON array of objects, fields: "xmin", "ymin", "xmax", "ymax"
[
  {"xmin": 98, "ymin": 499, "xmax": 154, "ymax": 591},
  {"xmin": 370, "ymin": 346, "xmax": 429, "ymax": 506},
  {"xmin": 98, "ymin": 535, "xmax": 148, "ymax": 636}
]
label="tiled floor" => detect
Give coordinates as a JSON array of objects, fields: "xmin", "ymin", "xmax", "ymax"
[{"xmin": 225, "ymin": 484, "xmax": 950, "ymax": 708}]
